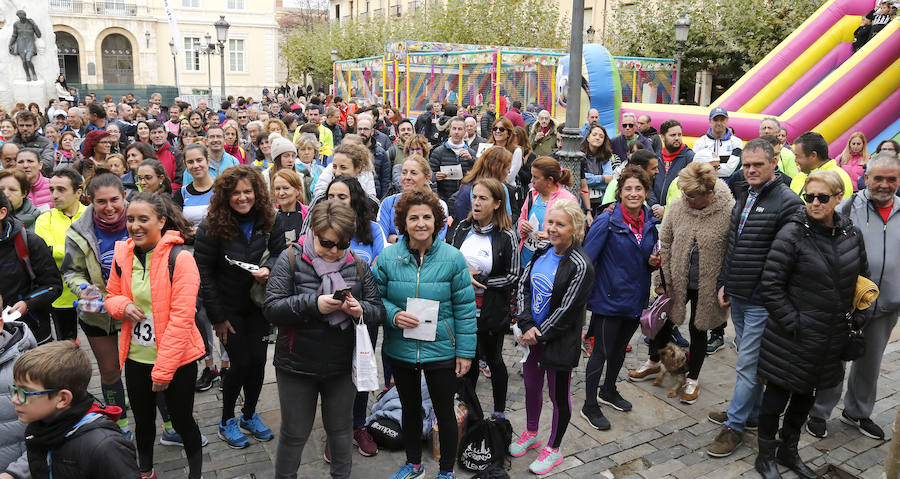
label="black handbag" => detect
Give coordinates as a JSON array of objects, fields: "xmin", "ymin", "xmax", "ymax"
[{"xmin": 840, "ymin": 312, "xmax": 865, "ymax": 361}]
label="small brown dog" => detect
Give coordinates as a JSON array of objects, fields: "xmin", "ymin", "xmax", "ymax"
[{"xmin": 653, "ymin": 343, "xmax": 687, "ymax": 398}]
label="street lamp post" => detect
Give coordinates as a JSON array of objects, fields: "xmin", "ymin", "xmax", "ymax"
[
  {"xmin": 557, "ymin": 0, "xmax": 586, "ymax": 200},
  {"xmin": 672, "ymin": 15, "xmax": 691, "ymax": 105},
  {"xmin": 200, "ymin": 33, "xmax": 213, "ymax": 100},
  {"xmin": 169, "ymin": 39, "xmax": 180, "ymax": 94},
  {"xmin": 214, "ymin": 15, "xmax": 230, "ymax": 99}
]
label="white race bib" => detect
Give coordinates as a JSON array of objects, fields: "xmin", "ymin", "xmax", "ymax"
[{"xmin": 131, "ymin": 316, "xmax": 156, "ymax": 347}]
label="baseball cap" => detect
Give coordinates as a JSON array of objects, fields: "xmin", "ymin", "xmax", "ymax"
[
  {"xmin": 693, "ymin": 149, "xmax": 716, "ymax": 163},
  {"xmin": 709, "ymin": 107, "xmax": 728, "ymax": 120},
  {"xmin": 55, "ymin": 111, "xmax": 68, "ymax": 118}
]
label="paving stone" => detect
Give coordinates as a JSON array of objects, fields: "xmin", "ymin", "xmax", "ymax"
[{"xmin": 610, "ymin": 443, "xmax": 657, "ymax": 465}]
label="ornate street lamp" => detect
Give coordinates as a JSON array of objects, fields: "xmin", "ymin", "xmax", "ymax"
[
  {"xmin": 672, "ymin": 14, "xmax": 691, "ymax": 104},
  {"xmin": 214, "ymin": 15, "xmax": 230, "ymax": 98}
]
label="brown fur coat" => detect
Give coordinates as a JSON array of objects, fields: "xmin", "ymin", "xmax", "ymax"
[{"xmin": 657, "ymin": 179, "xmax": 734, "ymax": 331}]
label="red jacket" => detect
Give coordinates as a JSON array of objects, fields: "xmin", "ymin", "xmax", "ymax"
[{"xmin": 153, "ymin": 142, "xmax": 183, "ymax": 190}]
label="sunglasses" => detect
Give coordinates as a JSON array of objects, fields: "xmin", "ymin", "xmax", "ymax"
[
  {"xmin": 318, "ymin": 237, "xmax": 350, "ymax": 250},
  {"xmin": 802, "ymin": 193, "xmax": 835, "ymax": 204},
  {"xmin": 8, "ymin": 384, "xmax": 61, "ymax": 404},
  {"xmin": 493, "ymin": 127, "xmax": 508, "ymax": 133},
  {"xmin": 621, "ymin": 123, "xmax": 635, "ymax": 128}
]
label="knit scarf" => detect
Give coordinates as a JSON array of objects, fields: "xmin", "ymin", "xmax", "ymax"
[
  {"xmin": 24, "ymin": 396, "xmax": 94, "ymax": 450},
  {"xmin": 620, "ymin": 203, "xmax": 645, "ymax": 243},
  {"xmin": 93, "ymin": 209, "xmax": 127, "ymax": 234},
  {"xmin": 301, "ymin": 231, "xmax": 351, "ymax": 328},
  {"xmin": 471, "ymin": 222, "xmax": 494, "ymax": 235}
]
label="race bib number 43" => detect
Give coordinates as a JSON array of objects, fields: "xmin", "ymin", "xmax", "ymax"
[{"xmin": 132, "ymin": 316, "xmax": 156, "ymax": 347}]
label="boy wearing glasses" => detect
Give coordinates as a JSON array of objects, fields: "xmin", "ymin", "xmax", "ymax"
[
  {"xmin": 13, "ymin": 341, "xmax": 138, "ymax": 478},
  {"xmin": 0, "ymin": 318, "xmax": 37, "ymax": 479}
]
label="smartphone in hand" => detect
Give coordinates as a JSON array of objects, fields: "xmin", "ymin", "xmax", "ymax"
[{"xmin": 332, "ymin": 288, "xmax": 351, "ymax": 302}]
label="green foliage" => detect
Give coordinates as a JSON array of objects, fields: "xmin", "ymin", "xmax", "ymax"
[
  {"xmin": 606, "ymin": 0, "xmax": 824, "ymax": 83},
  {"xmin": 282, "ymin": 0, "xmax": 569, "ymax": 85}
]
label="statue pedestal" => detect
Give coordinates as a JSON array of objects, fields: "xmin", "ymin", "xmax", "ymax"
[{"xmin": 8, "ymin": 80, "xmax": 49, "ymax": 107}]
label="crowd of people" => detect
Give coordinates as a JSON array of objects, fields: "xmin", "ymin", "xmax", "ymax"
[{"xmin": 0, "ymin": 86, "xmax": 896, "ymax": 479}]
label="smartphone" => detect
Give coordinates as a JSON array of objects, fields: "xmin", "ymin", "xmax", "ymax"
[{"xmin": 332, "ymin": 288, "xmax": 351, "ymax": 302}]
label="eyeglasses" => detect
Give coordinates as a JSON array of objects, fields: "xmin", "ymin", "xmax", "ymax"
[
  {"xmin": 408, "ymin": 147, "xmax": 424, "ymax": 152},
  {"xmin": 318, "ymin": 237, "xmax": 350, "ymax": 250},
  {"xmin": 493, "ymin": 127, "xmax": 508, "ymax": 133},
  {"xmin": 136, "ymin": 175, "xmax": 159, "ymax": 182},
  {"xmin": 621, "ymin": 123, "xmax": 635, "ymax": 128},
  {"xmin": 8, "ymin": 384, "xmax": 61, "ymax": 404},
  {"xmin": 802, "ymin": 193, "xmax": 835, "ymax": 204}
]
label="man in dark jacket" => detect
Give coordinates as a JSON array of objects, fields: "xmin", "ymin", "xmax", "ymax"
[
  {"xmin": 706, "ymin": 139, "xmax": 804, "ymax": 458},
  {"xmin": 416, "ymin": 103, "xmax": 442, "ymax": 146},
  {"xmin": 323, "ymin": 106, "xmax": 345, "ymax": 147},
  {"xmin": 428, "ymin": 117, "xmax": 475, "ymax": 203},
  {"xmin": 479, "ymin": 103, "xmax": 496, "ymax": 140},
  {"xmin": 651, "ymin": 119, "xmax": 694, "ymax": 215},
  {"xmin": 0, "ymin": 191, "xmax": 61, "ymax": 345},
  {"xmin": 10, "ymin": 112, "xmax": 54, "ymax": 172},
  {"xmin": 807, "ymin": 153, "xmax": 900, "ymax": 441},
  {"xmin": 357, "ymin": 116, "xmax": 392, "ymax": 199},
  {"xmin": 610, "ymin": 112, "xmax": 653, "ymax": 163},
  {"xmin": 637, "ymin": 114, "xmax": 662, "ymax": 155}
]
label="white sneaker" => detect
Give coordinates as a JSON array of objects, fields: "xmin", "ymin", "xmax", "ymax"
[{"xmin": 628, "ymin": 360, "xmax": 661, "ymax": 382}]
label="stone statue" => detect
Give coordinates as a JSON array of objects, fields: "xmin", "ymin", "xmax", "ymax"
[{"xmin": 8, "ymin": 10, "xmax": 40, "ymax": 82}]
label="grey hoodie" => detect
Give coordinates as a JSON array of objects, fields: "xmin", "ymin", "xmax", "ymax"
[
  {"xmin": 840, "ymin": 189, "xmax": 900, "ymax": 315},
  {"xmin": 0, "ymin": 321, "xmax": 37, "ymax": 479},
  {"xmin": 13, "ymin": 199, "xmax": 40, "ymax": 232}
]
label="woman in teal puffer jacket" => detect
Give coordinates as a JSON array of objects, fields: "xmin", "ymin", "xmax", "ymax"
[{"xmin": 373, "ymin": 187, "xmax": 476, "ymax": 479}]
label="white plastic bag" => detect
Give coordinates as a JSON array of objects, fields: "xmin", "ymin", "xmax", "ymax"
[{"xmin": 352, "ymin": 317, "xmax": 379, "ymax": 392}]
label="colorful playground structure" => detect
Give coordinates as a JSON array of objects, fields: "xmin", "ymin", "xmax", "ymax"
[
  {"xmin": 620, "ymin": 0, "xmax": 900, "ymax": 157},
  {"xmin": 331, "ymin": 41, "xmax": 674, "ymax": 119}
]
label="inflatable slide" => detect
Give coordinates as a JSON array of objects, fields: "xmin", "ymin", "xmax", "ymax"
[{"xmin": 619, "ymin": 0, "xmax": 900, "ymax": 158}]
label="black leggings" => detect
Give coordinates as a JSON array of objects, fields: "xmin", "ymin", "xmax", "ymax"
[
  {"xmin": 464, "ymin": 330, "xmax": 508, "ymax": 414},
  {"xmin": 584, "ymin": 314, "xmax": 639, "ymax": 406},
  {"xmin": 758, "ymin": 382, "xmax": 815, "ymax": 441},
  {"xmin": 125, "ymin": 359, "xmax": 202, "ymax": 478},
  {"xmin": 391, "ymin": 361, "xmax": 458, "ymax": 473},
  {"xmin": 221, "ymin": 316, "xmax": 269, "ymax": 424},
  {"xmin": 51, "ymin": 307, "xmax": 78, "ymax": 341},
  {"xmin": 648, "ymin": 289, "xmax": 706, "ymax": 380}
]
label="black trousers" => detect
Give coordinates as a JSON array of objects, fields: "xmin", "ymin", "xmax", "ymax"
[
  {"xmin": 125, "ymin": 359, "xmax": 202, "ymax": 478},
  {"xmin": 221, "ymin": 315, "xmax": 269, "ymax": 424},
  {"xmin": 648, "ymin": 289, "xmax": 706, "ymax": 380},
  {"xmin": 51, "ymin": 307, "xmax": 78, "ymax": 340},
  {"xmin": 758, "ymin": 382, "xmax": 816, "ymax": 441},
  {"xmin": 464, "ymin": 330, "xmax": 508, "ymax": 414},
  {"xmin": 391, "ymin": 361, "xmax": 458, "ymax": 473},
  {"xmin": 584, "ymin": 314, "xmax": 639, "ymax": 405}
]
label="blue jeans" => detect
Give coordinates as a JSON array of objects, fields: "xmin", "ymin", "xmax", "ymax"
[{"xmin": 723, "ymin": 298, "xmax": 767, "ymax": 433}]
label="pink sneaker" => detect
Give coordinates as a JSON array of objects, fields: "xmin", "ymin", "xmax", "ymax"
[{"xmin": 508, "ymin": 430, "xmax": 541, "ymax": 457}]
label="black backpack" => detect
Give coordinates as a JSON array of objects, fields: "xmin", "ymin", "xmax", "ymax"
[
  {"xmin": 457, "ymin": 380, "xmax": 512, "ymax": 472},
  {"xmin": 367, "ymin": 417, "xmax": 404, "ymax": 451}
]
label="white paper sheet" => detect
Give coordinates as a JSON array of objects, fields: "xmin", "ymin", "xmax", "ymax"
[
  {"xmin": 440, "ymin": 164, "xmax": 463, "ymax": 180},
  {"xmin": 403, "ymin": 297, "xmax": 439, "ymax": 341}
]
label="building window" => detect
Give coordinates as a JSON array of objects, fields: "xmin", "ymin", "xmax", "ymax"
[
  {"xmin": 184, "ymin": 37, "xmax": 201, "ymax": 71},
  {"xmin": 228, "ymin": 39, "xmax": 245, "ymax": 73},
  {"xmin": 227, "ymin": 0, "xmax": 244, "ymax": 9},
  {"xmin": 182, "ymin": 0, "xmax": 200, "ymax": 7}
]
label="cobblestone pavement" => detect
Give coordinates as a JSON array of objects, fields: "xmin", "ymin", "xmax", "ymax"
[{"xmin": 85, "ymin": 319, "xmax": 899, "ymax": 478}]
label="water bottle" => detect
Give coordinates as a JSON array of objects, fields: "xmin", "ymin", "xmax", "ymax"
[{"xmin": 73, "ymin": 284, "xmax": 106, "ymax": 313}]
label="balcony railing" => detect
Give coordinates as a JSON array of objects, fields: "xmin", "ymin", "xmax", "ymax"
[
  {"xmin": 358, "ymin": 10, "xmax": 369, "ymax": 23},
  {"xmin": 49, "ymin": 0, "xmax": 86, "ymax": 13},
  {"xmin": 372, "ymin": 8, "xmax": 383, "ymax": 17},
  {"xmin": 49, "ymin": 1, "xmax": 137, "ymax": 15},
  {"xmin": 390, "ymin": 4, "xmax": 401, "ymax": 16}
]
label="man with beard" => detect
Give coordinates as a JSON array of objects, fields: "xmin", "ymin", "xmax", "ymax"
[
  {"xmin": 11, "ymin": 112, "xmax": 54, "ymax": 171},
  {"xmin": 651, "ymin": 119, "xmax": 694, "ymax": 216},
  {"xmin": 356, "ymin": 116, "xmax": 391, "ymax": 199}
]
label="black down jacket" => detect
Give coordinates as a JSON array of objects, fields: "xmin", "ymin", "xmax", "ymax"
[
  {"xmin": 717, "ymin": 178, "xmax": 804, "ymax": 303},
  {"xmin": 263, "ymin": 243, "xmax": 385, "ymax": 378},
  {"xmin": 194, "ymin": 217, "xmax": 282, "ymax": 326},
  {"xmin": 759, "ymin": 209, "xmax": 868, "ymax": 394}
]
